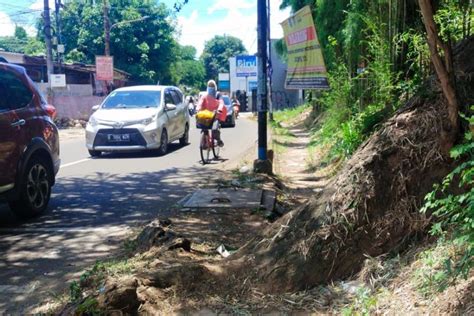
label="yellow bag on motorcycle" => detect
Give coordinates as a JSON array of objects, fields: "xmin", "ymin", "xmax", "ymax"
[{"xmin": 196, "ymin": 110, "xmax": 215, "ymax": 129}]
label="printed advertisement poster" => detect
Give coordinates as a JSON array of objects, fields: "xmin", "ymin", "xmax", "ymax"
[
  {"xmin": 96, "ymin": 56, "xmax": 114, "ymax": 81},
  {"xmin": 281, "ymin": 6, "xmax": 329, "ymax": 89}
]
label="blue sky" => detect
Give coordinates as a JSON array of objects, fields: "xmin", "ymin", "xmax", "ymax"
[{"xmin": 0, "ymin": 0, "xmax": 290, "ymax": 55}]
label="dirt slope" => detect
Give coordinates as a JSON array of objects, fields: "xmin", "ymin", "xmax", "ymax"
[{"xmin": 236, "ymin": 36, "xmax": 474, "ymax": 292}]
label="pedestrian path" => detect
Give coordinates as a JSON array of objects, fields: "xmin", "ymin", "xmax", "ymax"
[{"xmin": 273, "ymin": 120, "xmax": 327, "ymax": 195}]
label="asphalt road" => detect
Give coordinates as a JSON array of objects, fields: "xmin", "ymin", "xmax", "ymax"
[{"xmin": 0, "ymin": 115, "xmax": 257, "ymax": 313}]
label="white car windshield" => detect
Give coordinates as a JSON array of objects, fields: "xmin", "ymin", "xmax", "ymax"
[{"xmin": 102, "ymin": 91, "xmax": 162, "ymax": 109}]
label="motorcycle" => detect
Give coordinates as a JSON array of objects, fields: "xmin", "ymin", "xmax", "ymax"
[{"xmin": 232, "ymin": 100, "xmax": 240, "ymax": 119}]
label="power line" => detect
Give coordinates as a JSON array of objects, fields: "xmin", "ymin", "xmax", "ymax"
[{"xmin": 6, "ymin": 9, "xmax": 43, "ymax": 18}]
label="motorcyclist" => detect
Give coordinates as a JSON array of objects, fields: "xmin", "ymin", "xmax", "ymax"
[
  {"xmin": 186, "ymin": 95, "xmax": 196, "ymax": 115},
  {"xmin": 231, "ymin": 96, "xmax": 240, "ymax": 118},
  {"xmin": 196, "ymin": 80, "xmax": 227, "ymax": 146}
]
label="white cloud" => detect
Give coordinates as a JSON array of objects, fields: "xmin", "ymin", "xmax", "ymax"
[
  {"xmin": 0, "ymin": 11, "xmax": 15, "ymax": 36},
  {"xmin": 207, "ymin": 0, "xmax": 255, "ymax": 14},
  {"xmin": 29, "ymin": 0, "xmax": 55, "ymax": 10},
  {"xmin": 270, "ymin": 2, "xmax": 291, "ymax": 39},
  {"xmin": 176, "ymin": 0, "xmax": 290, "ymax": 56}
]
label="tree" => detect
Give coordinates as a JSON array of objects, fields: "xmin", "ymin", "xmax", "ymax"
[
  {"xmin": 170, "ymin": 45, "xmax": 206, "ymax": 91},
  {"xmin": 60, "ymin": 0, "xmax": 179, "ymax": 84},
  {"xmin": 201, "ymin": 35, "xmax": 247, "ymax": 81},
  {"xmin": 14, "ymin": 26, "xmax": 28, "ymax": 40},
  {"xmin": 24, "ymin": 38, "xmax": 46, "ymax": 56},
  {"xmin": 418, "ymin": 0, "xmax": 459, "ymax": 132}
]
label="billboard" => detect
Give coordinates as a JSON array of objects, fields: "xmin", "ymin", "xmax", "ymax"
[
  {"xmin": 95, "ymin": 56, "xmax": 114, "ymax": 81},
  {"xmin": 281, "ymin": 6, "xmax": 329, "ymax": 90},
  {"xmin": 236, "ymin": 55, "xmax": 257, "ymax": 77}
]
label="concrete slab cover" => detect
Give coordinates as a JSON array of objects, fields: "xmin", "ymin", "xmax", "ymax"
[{"xmin": 183, "ymin": 189, "xmax": 263, "ymax": 209}]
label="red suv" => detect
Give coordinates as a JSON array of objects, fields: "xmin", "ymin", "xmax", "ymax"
[{"xmin": 0, "ymin": 62, "xmax": 60, "ymax": 217}]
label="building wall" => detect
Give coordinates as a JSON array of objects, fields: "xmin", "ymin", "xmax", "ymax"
[
  {"xmin": 269, "ymin": 40, "xmax": 303, "ymax": 110},
  {"xmin": 37, "ymin": 83, "xmax": 94, "ymax": 97},
  {"xmin": 36, "ymin": 83, "xmax": 104, "ymax": 120},
  {"xmin": 51, "ymin": 96, "xmax": 105, "ymax": 120}
]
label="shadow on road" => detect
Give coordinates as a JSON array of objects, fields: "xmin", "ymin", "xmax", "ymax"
[
  {"xmin": 90, "ymin": 143, "xmax": 188, "ymax": 160},
  {"xmin": 0, "ymin": 165, "xmax": 226, "ymax": 313}
]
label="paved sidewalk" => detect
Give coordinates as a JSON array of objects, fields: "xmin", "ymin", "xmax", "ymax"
[{"xmin": 58, "ymin": 128, "xmax": 85, "ymax": 141}]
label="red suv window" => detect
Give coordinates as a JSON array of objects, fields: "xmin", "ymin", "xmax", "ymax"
[{"xmin": 0, "ymin": 71, "xmax": 33, "ymax": 111}]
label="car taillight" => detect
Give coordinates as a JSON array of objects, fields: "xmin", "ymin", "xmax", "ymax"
[{"xmin": 44, "ymin": 104, "xmax": 57, "ymax": 119}]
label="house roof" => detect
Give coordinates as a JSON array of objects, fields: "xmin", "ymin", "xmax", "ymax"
[{"xmin": 0, "ymin": 51, "xmax": 131, "ymax": 80}]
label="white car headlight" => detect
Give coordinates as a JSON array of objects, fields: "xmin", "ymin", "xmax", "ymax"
[
  {"xmin": 141, "ymin": 116, "xmax": 156, "ymax": 126},
  {"xmin": 88, "ymin": 116, "xmax": 98, "ymax": 127}
]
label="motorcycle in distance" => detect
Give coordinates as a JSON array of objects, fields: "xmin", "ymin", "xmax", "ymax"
[
  {"xmin": 186, "ymin": 96, "xmax": 196, "ymax": 116},
  {"xmin": 232, "ymin": 99, "xmax": 240, "ymax": 119}
]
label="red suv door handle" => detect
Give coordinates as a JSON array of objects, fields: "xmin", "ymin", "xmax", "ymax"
[{"xmin": 11, "ymin": 119, "xmax": 26, "ymax": 127}]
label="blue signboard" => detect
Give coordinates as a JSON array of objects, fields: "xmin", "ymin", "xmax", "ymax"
[
  {"xmin": 219, "ymin": 80, "xmax": 230, "ymax": 90},
  {"xmin": 248, "ymin": 81, "xmax": 258, "ymax": 91},
  {"xmin": 236, "ymin": 55, "xmax": 257, "ymax": 77}
]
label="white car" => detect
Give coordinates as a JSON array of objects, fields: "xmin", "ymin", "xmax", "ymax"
[{"xmin": 86, "ymin": 85, "xmax": 190, "ymax": 157}]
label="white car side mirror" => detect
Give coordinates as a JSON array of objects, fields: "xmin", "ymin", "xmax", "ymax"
[
  {"xmin": 165, "ymin": 103, "xmax": 177, "ymax": 111},
  {"xmin": 91, "ymin": 105, "xmax": 100, "ymax": 112}
]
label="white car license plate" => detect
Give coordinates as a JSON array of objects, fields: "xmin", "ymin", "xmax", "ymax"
[{"xmin": 108, "ymin": 134, "xmax": 130, "ymax": 142}]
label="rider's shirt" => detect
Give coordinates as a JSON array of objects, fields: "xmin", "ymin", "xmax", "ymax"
[{"xmin": 197, "ymin": 93, "xmax": 227, "ymax": 122}]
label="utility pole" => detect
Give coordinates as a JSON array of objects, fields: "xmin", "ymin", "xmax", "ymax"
[
  {"xmin": 103, "ymin": 0, "xmax": 111, "ymax": 56},
  {"xmin": 267, "ymin": 0, "xmax": 273, "ymax": 121},
  {"xmin": 55, "ymin": 0, "xmax": 63, "ymax": 73},
  {"xmin": 43, "ymin": 0, "xmax": 54, "ymax": 87},
  {"xmin": 254, "ymin": 0, "xmax": 272, "ymax": 174}
]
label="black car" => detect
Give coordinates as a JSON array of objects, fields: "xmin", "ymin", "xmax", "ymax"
[{"xmin": 0, "ymin": 62, "xmax": 60, "ymax": 217}]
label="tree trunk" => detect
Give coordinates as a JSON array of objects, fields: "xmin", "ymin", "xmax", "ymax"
[{"xmin": 418, "ymin": 0, "xmax": 459, "ymax": 132}]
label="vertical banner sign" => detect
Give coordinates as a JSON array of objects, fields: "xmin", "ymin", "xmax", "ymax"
[
  {"xmin": 95, "ymin": 56, "xmax": 114, "ymax": 81},
  {"xmin": 236, "ymin": 56, "xmax": 257, "ymax": 77},
  {"xmin": 281, "ymin": 6, "xmax": 329, "ymax": 89}
]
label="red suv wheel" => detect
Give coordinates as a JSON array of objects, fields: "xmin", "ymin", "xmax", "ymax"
[{"xmin": 8, "ymin": 156, "xmax": 53, "ymax": 217}]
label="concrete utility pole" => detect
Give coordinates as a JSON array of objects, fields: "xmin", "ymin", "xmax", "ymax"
[
  {"xmin": 43, "ymin": 0, "xmax": 54, "ymax": 86},
  {"xmin": 103, "ymin": 0, "xmax": 111, "ymax": 56},
  {"xmin": 267, "ymin": 0, "xmax": 273, "ymax": 122},
  {"xmin": 254, "ymin": 0, "xmax": 272, "ymax": 174},
  {"xmin": 55, "ymin": 0, "xmax": 63, "ymax": 73}
]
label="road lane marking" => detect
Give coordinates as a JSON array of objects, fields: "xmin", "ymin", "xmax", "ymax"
[{"xmin": 61, "ymin": 158, "xmax": 90, "ymax": 168}]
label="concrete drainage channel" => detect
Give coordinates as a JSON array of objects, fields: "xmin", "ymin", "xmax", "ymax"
[{"xmin": 176, "ymin": 187, "xmax": 277, "ymax": 214}]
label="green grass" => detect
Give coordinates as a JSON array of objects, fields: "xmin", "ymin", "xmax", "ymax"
[
  {"xmin": 68, "ymin": 257, "xmax": 139, "ymax": 303},
  {"xmin": 341, "ymin": 286, "xmax": 378, "ymax": 316},
  {"xmin": 270, "ymin": 105, "xmax": 310, "ymax": 156},
  {"xmin": 272, "ymin": 103, "xmax": 311, "ymax": 124},
  {"xmin": 412, "ymin": 238, "xmax": 471, "ymax": 297}
]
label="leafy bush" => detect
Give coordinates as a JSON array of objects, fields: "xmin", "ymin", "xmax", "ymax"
[
  {"xmin": 311, "ymin": 12, "xmax": 397, "ymax": 162},
  {"xmin": 420, "ymin": 108, "xmax": 474, "ymax": 285}
]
